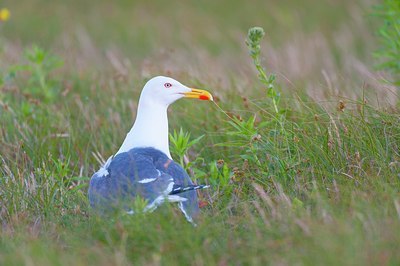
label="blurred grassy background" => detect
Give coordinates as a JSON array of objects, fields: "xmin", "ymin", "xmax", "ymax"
[
  {"xmin": 1, "ymin": 0, "xmax": 365, "ymax": 52},
  {"xmin": 2, "ymin": 0, "xmax": 396, "ymax": 145},
  {"xmin": 1, "ymin": 0, "xmax": 394, "ymax": 100}
]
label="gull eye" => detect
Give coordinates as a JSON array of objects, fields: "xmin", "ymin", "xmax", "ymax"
[{"xmin": 164, "ymin": 82, "xmax": 172, "ymax": 88}]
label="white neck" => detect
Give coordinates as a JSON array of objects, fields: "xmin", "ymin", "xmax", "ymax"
[{"xmin": 116, "ymin": 98, "xmax": 171, "ymax": 158}]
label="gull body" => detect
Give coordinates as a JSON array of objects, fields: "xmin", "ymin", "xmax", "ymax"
[{"xmin": 88, "ymin": 76, "xmax": 212, "ymax": 222}]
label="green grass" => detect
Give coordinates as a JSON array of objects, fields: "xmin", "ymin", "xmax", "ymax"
[
  {"xmin": 1, "ymin": 0, "xmax": 400, "ymax": 265},
  {"xmin": 373, "ymin": 0, "xmax": 400, "ymax": 84}
]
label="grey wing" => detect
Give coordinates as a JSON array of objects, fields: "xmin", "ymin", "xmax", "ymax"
[
  {"xmin": 154, "ymin": 159, "xmax": 200, "ymax": 222},
  {"xmin": 88, "ymin": 152, "xmax": 175, "ymax": 212}
]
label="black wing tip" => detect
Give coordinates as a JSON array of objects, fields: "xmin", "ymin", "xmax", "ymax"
[{"xmin": 170, "ymin": 184, "xmax": 210, "ymax": 195}]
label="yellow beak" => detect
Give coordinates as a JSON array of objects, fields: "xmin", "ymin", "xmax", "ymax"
[{"xmin": 183, "ymin": 88, "xmax": 213, "ymax": 101}]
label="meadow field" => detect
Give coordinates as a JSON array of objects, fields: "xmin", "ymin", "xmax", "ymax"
[{"xmin": 0, "ymin": 0, "xmax": 399, "ymax": 265}]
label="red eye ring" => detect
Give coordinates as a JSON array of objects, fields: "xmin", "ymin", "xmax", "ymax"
[{"xmin": 164, "ymin": 83, "xmax": 172, "ymax": 88}]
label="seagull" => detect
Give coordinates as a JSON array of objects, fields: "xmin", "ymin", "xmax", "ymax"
[{"xmin": 88, "ymin": 76, "xmax": 213, "ymax": 223}]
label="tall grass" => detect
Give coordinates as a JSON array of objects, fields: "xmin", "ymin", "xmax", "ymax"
[{"xmin": 0, "ymin": 0, "xmax": 400, "ymax": 265}]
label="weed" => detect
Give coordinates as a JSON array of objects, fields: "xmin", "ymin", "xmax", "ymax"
[
  {"xmin": 169, "ymin": 128, "xmax": 204, "ymax": 169},
  {"xmin": 6, "ymin": 45, "xmax": 63, "ymax": 102},
  {"xmin": 246, "ymin": 27, "xmax": 281, "ymax": 114}
]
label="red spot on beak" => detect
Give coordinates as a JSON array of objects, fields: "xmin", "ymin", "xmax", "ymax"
[{"xmin": 199, "ymin": 95, "xmax": 209, "ymax": 100}]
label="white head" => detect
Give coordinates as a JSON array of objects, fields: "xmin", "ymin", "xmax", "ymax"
[
  {"xmin": 139, "ymin": 76, "xmax": 213, "ymax": 107},
  {"xmin": 116, "ymin": 76, "xmax": 213, "ymax": 157}
]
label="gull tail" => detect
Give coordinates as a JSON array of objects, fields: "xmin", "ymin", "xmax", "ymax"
[{"xmin": 169, "ymin": 184, "xmax": 210, "ymax": 195}]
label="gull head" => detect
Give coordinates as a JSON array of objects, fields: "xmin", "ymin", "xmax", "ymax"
[{"xmin": 140, "ymin": 76, "xmax": 213, "ymax": 107}]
